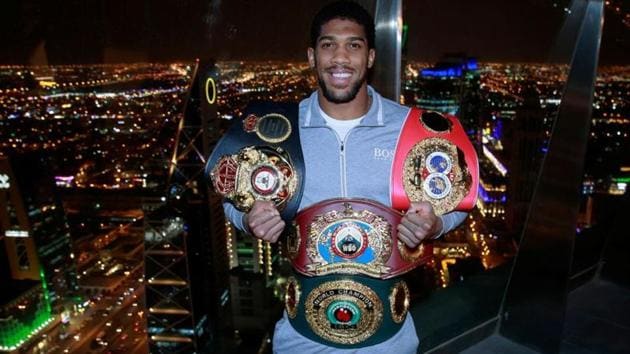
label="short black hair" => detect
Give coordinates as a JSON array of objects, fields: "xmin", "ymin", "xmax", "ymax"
[{"xmin": 310, "ymin": 1, "xmax": 375, "ymax": 49}]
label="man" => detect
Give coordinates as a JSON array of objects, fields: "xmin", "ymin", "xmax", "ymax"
[{"xmin": 222, "ymin": 1, "xmax": 469, "ymax": 352}]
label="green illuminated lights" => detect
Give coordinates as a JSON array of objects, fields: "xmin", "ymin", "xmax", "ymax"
[
  {"xmin": 0, "ymin": 268, "xmax": 55, "ymax": 350},
  {"xmin": 0, "ymin": 308, "xmax": 53, "ymax": 351}
]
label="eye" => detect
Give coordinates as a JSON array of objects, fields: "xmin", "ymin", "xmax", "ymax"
[
  {"xmin": 348, "ymin": 42, "xmax": 362, "ymax": 50},
  {"xmin": 320, "ymin": 42, "xmax": 334, "ymax": 49}
]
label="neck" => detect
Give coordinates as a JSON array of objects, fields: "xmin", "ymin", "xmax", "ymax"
[{"xmin": 318, "ymin": 85, "xmax": 371, "ymax": 120}]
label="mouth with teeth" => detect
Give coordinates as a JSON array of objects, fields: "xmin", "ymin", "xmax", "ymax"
[
  {"xmin": 327, "ymin": 69, "xmax": 354, "ymax": 87},
  {"xmin": 317, "ymin": 63, "xmax": 364, "ymax": 103}
]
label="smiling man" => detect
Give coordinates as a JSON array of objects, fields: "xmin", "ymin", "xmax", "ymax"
[
  {"xmin": 308, "ymin": 15, "xmax": 375, "ymax": 113},
  {"xmin": 218, "ymin": 1, "xmax": 473, "ymax": 352}
]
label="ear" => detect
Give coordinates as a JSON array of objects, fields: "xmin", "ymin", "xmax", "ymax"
[
  {"xmin": 307, "ymin": 47, "xmax": 315, "ymax": 68},
  {"xmin": 367, "ymin": 48, "xmax": 376, "ymax": 69}
]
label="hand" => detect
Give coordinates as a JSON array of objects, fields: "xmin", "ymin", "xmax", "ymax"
[
  {"xmin": 397, "ymin": 202, "xmax": 443, "ymax": 248},
  {"xmin": 244, "ymin": 201, "xmax": 285, "ymax": 243}
]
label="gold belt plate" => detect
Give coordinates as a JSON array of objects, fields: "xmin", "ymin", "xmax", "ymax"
[
  {"xmin": 304, "ymin": 279, "xmax": 383, "ymax": 345},
  {"xmin": 305, "ymin": 203, "xmax": 393, "ymax": 277},
  {"xmin": 210, "ymin": 146, "xmax": 298, "ymax": 212},
  {"xmin": 402, "ymin": 137, "xmax": 471, "ymax": 215}
]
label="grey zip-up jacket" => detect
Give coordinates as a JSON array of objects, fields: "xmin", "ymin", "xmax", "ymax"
[{"xmin": 224, "ymin": 86, "xmax": 467, "ymax": 234}]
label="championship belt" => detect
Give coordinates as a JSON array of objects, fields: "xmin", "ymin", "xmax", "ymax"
[
  {"xmin": 205, "ymin": 102, "xmax": 305, "ymax": 222},
  {"xmin": 287, "ymin": 198, "xmax": 433, "ymax": 279},
  {"xmin": 285, "ymin": 273, "xmax": 410, "ymax": 348},
  {"xmin": 391, "ymin": 109, "xmax": 479, "ymax": 215}
]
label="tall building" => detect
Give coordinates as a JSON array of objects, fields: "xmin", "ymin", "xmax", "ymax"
[
  {"xmin": 144, "ymin": 207, "xmax": 201, "ymax": 353},
  {"xmin": 0, "ymin": 154, "xmax": 77, "ymax": 352},
  {"xmin": 225, "ymin": 228, "xmax": 286, "ymax": 351},
  {"xmin": 404, "ymin": 55, "xmax": 481, "ymax": 144},
  {"xmin": 0, "ymin": 276, "xmax": 51, "ymax": 353},
  {"xmin": 143, "ymin": 60, "xmax": 232, "ymax": 353}
]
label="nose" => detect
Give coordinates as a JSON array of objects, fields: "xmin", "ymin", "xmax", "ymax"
[{"xmin": 331, "ymin": 46, "xmax": 351, "ymax": 65}]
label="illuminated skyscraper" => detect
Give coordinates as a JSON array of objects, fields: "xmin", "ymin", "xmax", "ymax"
[
  {"xmin": 144, "ymin": 60, "xmax": 232, "ymax": 353},
  {"xmin": 0, "ymin": 276, "xmax": 51, "ymax": 353},
  {"xmin": 0, "ymin": 154, "xmax": 77, "ymax": 352},
  {"xmin": 406, "ymin": 55, "xmax": 481, "ymax": 144}
]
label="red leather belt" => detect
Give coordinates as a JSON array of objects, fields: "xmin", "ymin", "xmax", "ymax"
[
  {"xmin": 390, "ymin": 109, "xmax": 479, "ymax": 215},
  {"xmin": 286, "ymin": 198, "xmax": 433, "ymax": 279}
]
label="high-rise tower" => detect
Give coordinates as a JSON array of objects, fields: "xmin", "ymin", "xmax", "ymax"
[{"xmin": 0, "ymin": 154, "xmax": 77, "ymax": 352}]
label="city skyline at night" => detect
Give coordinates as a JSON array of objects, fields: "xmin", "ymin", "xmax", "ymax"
[
  {"xmin": 0, "ymin": 0, "xmax": 627, "ymax": 352},
  {"xmin": 0, "ymin": 58, "xmax": 628, "ymax": 352}
]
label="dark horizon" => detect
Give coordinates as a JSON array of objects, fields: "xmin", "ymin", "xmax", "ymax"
[{"xmin": 0, "ymin": 0, "xmax": 627, "ymax": 65}]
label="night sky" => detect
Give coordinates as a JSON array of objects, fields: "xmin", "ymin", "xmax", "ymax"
[{"xmin": 0, "ymin": 0, "xmax": 627, "ymax": 65}]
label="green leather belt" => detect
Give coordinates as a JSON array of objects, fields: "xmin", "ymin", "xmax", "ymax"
[{"xmin": 285, "ymin": 273, "xmax": 410, "ymax": 348}]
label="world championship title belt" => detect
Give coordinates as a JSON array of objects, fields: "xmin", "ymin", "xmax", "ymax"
[
  {"xmin": 391, "ymin": 109, "xmax": 479, "ymax": 215},
  {"xmin": 287, "ymin": 198, "xmax": 433, "ymax": 279},
  {"xmin": 285, "ymin": 273, "xmax": 410, "ymax": 348},
  {"xmin": 205, "ymin": 102, "xmax": 305, "ymax": 222}
]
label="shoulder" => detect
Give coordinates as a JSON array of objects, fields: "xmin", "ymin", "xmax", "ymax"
[
  {"xmin": 377, "ymin": 92, "xmax": 411, "ymax": 125},
  {"xmin": 298, "ymin": 91, "xmax": 316, "ymax": 114}
]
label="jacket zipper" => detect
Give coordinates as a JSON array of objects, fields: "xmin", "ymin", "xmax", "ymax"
[
  {"xmin": 339, "ymin": 139, "xmax": 346, "ymax": 197},
  {"xmin": 324, "ymin": 126, "xmax": 353, "ymax": 198},
  {"xmin": 339, "ymin": 128, "xmax": 356, "ymax": 198}
]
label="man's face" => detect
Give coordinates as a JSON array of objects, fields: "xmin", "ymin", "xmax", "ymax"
[{"xmin": 308, "ymin": 18, "xmax": 375, "ymax": 104}]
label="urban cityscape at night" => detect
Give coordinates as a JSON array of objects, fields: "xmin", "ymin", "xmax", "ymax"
[
  {"xmin": 0, "ymin": 0, "xmax": 629, "ymax": 353},
  {"xmin": 1, "ymin": 58, "xmax": 628, "ymax": 353}
]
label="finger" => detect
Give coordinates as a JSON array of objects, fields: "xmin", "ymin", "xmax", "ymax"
[
  {"xmin": 414, "ymin": 201, "xmax": 435, "ymax": 215},
  {"xmin": 402, "ymin": 212, "xmax": 430, "ymax": 231},
  {"xmin": 265, "ymin": 220, "xmax": 286, "ymax": 243},
  {"xmin": 401, "ymin": 238, "xmax": 420, "ymax": 248},
  {"xmin": 409, "ymin": 202, "xmax": 436, "ymax": 220},
  {"xmin": 250, "ymin": 200, "xmax": 278, "ymax": 217},
  {"xmin": 257, "ymin": 200, "xmax": 279, "ymax": 212},
  {"xmin": 397, "ymin": 223, "xmax": 419, "ymax": 247},
  {"xmin": 252, "ymin": 215, "xmax": 283, "ymax": 239},
  {"xmin": 252, "ymin": 217, "xmax": 282, "ymax": 239},
  {"xmin": 258, "ymin": 201, "xmax": 278, "ymax": 213},
  {"xmin": 398, "ymin": 229, "xmax": 419, "ymax": 248},
  {"xmin": 400, "ymin": 216, "xmax": 431, "ymax": 236},
  {"xmin": 249, "ymin": 200, "xmax": 264, "ymax": 213},
  {"xmin": 252, "ymin": 202, "xmax": 280, "ymax": 220},
  {"xmin": 248, "ymin": 209, "xmax": 280, "ymax": 228},
  {"xmin": 408, "ymin": 201, "xmax": 429, "ymax": 213},
  {"xmin": 403, "ymin": 219, "xmax": 431, "ymax": 243}
]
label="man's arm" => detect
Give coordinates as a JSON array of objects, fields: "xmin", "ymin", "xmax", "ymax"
[{"xmin": 223, "ymin": 202, "xmax": 248, "ymax": 232}]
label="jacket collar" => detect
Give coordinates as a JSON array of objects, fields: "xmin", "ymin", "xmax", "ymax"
[{"xmin": 302, "ymin": 86, "xmax": 384, "ymax": 128}]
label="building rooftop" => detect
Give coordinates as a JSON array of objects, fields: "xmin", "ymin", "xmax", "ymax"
[{"xmin": 0, "ymin": 279, "xmax": 40, "ymax": 310}]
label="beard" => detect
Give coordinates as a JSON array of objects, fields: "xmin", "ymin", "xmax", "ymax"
[
  {"xmin": 315, "ymin": 59, "xmax": 367, "ymax": 104},
  {"xmin": 318, "ymin": 74, "xmax": 364, "ymax": 104}
]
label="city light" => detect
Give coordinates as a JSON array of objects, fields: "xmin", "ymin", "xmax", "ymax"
[
  {"xmin": 1, "ymin": 56, "xmax": 627, "ymax": 353},
  {"xmin": 4, "ymin": 230, "xmax": 29, "ymax": 237},
  {"xmin": 482, "ymin": 145, "xmax": 508, "ymax": 176}
]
